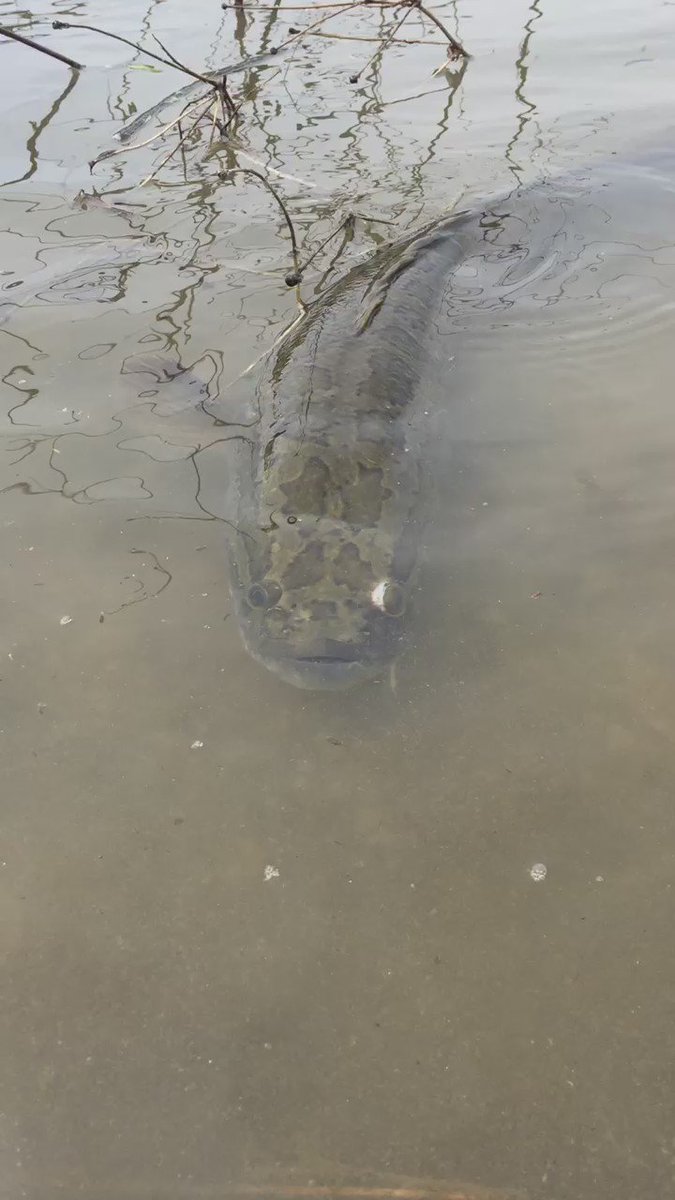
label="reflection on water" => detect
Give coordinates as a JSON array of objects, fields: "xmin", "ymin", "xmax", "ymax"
[{"xmin": 2, "ymin": 0, "xmax": 675, "ymax": 1198}]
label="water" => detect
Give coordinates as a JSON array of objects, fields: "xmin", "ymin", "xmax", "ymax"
[{"xmin": 1, "ymin": 2, "xmax": 675, "ymax": 1198}]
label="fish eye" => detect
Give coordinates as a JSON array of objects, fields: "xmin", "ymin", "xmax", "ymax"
[
  {"xmin": 382, "ymin": 582, "xmax": 406, "ymax": 617},
  {"xmin": 247, "ymin": 580, "xmax": 282, "ymax": 609},
  {"xmin": 371, "ymin": 580, "xmax": 406, "ymax": 617}
]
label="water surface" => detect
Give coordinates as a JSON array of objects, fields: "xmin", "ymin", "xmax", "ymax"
[{"xmin": 2, "ymin": 2, "xmax": 675, "ymax": 1198}]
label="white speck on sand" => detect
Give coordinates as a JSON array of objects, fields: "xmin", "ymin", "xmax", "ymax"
[
  {"xmin": 529, "ymin": 862, "xmax": 547, "ymax": 882},
  {"xmin": 263, "ymin": 865, "xmax": 279, "ymax": 882},
  {"xmin": 190, "ymin": 740, "xmax": 204, "ymax": 750},
  {"xmin": 59, "ymin": 616, "xmax": 72, "ymax": 626}
]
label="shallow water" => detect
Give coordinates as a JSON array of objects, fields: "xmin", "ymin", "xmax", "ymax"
[{"xmin": 2, "ymin": 2, "xmax": 675, "ymax": 1199}]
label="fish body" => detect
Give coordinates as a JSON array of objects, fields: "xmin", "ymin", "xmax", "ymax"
[
  {"xmin": 227, "ymin": 144, "xmax": 675, "ymax": 688},
  {"xmin": 228, "ymin": 214, "xmax": 473, "ymax": 689}
]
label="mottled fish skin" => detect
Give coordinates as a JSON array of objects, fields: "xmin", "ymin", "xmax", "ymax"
[{"xmin": 228, "ymin": 212, "xmax": 474, "ymax": 689}]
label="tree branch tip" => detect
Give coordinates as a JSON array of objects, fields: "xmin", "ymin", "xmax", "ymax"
[{"xmin": 2, "ymin": 22, "xmax": 83, "ymax": 68}]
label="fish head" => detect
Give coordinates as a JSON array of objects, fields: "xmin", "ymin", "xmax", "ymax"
[{"xmin": 228, "ymin": 513, "xmax": 416, "ymax": 690}]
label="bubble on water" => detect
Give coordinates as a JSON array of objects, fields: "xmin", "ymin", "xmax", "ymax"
[
  {"xmin": 59, "ymin": 616, "xmax": 72, "ymax": 626},
  {"xmin": 529, "ymin": 862, "xmax": 547, "ymax": 882},
  {"xmin": 263, "ymin": 865, "xmax": 280, "ymax": 882}
]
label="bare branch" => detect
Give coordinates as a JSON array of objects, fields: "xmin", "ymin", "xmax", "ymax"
[
  {"xmin": 233, "ymin": 147, "xmax": 316, "ymax": 189},
  {"xmin": 89, "ymin": 91, "xmax": 211, "ymax": 170},
  {"xmin": 140, "ymin": 96, "xmax": 215, "ymax": 187},
  {"xmin": 0, "ymin": 23, "xmax": 83, "ymax": 70},
  {"xmin": 296, "ymin": 215, "xmax": 355, "ymax": 276},
  {"xmin": 52, "ymin": 19, "xmax": 215, "ymax": 84},
  {"xmin": 218, "ymin": 167, "xmax": 302, "ymax": 284},
  {"xmin": 151, "ymin": 34, "xmax": 206, "ymax": 80},
  {"xmin": 115, "ymin": 50, "xmax": 279, "ymax": 144},
  {"xmin": 349, "ymin": 5, "xmax": 415, "ymax": 83},
  {"xmin": 274, "ymin": 1, "xmax": 374, "ymax": 53},
  {"xmin": 409, "ymin": 0, "xmax": 469, "ymax": 59},
  {"xmin": 302, "ymin": 30, "xmax": 443, "ymax": 44},
  {"xmin": 221, "ymin": 1, "xmax": 405, "ymax": 7}
]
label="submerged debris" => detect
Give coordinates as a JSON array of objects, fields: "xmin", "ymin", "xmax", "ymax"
[{"xmin": 529, "ymin": 862, "xmax": 547, "ymax": 882}]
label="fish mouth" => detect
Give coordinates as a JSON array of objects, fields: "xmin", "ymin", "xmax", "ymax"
[
  {"xmin": 258, "ymin": 652, "xmax": 382, "ymax": 690},
  {"xmin": 237, "ymin": 624, "xmax": 398, "ymax": 689},
  {"xmin": 279, "ymin": 661, "xmax": 377, "ymax": 690},
  {"xmin": 295, "ymin": 653, "xmax": 361, "ymax": 664}
]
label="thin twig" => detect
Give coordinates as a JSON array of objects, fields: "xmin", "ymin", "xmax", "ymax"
[
  {"xmin": 350, "ymin": 5, "xmax": 414, "ymax": 83},
  {"xmin": 220, "ymin": 1, "xmax": 409, "ymax": 7},
  {"xmin": 117, "ymin": 81, "xmax": 203, "ymax": 144},
  {"xmin": 274, "ymin": 1, "xmax": 372, "ymax": 53},
  {"xmin": 218, "ymin": 167, "xmax": 301, "ymax": 284},
  {"xmin": 303, "ymin": 30, "xmax": 443, "ymax": 44},
  {"xmin": 220, "ymin": 75, "xmax": 238, "ymax": 118},
  {"xmin": 219, "ymin": 95, "xmax": 245, "ymax": 136},
  {"xmin": 410, "ymin": 0, "xmax": 468, "ymax": 58},
  {"xmin": 89, "ymin": 90, "xmax": 211, "ymax": 169},
  {"xmin": 151, "ymin": 34, "xmax": 207, "ymax": 81},
  {"xmin": 115, "ymin": 51, "xmax": 279, "ymax": 144},
  {"xmin": 0, "ymin": 23, "xmax": 83, "ymax": 69},
  {"xmin": 224, "ymin": 308, "xmax": 307, "ymax": 390},
  {"xmin": 431, "ymin": 52, "xmax": 466, "ymax": 75},
  {"xmin": 351, "ymin": 212, "xmax": 396, "ymax": 224},
  {"xmin": 52, "ymin": 19, "xmax": 215, "ymax": 84},
  {"xmin": 208, "ymin": 103, "xmax": 220, "ymax": 148},
  {"xmin": 200, "ymin": 65, "xmax": 282, "ymax": 161},
  {"xmin": 214, "ymin": 87, "xmax": 227, "ymax": 132},
  {"xmin": 297, "ymin": 210, "xmax": 396, "ymax": 280},
  {"xmin": 176, "ymin": 120, "xmax": 189, "ymax": 178},
  {"xmin": 234, "ymin": 147, "xmax": 316, "ymax": 189},
  {"xmin": 296, "ymin": 215, "xmax": 355, "ymax": 276},
  {"xmin": 140, "ymin": 96, "xmax": 214, "ymax": 186}
]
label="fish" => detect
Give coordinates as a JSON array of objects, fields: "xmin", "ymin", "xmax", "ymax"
[
  {"xmin": 228, "ymin": 142, "xmax": 675, "ymax": 689},
  {"xmin": 227, "ymin": 212, "xmax": 477, "ymax": 690}
]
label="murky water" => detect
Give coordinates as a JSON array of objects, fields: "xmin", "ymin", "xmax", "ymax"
[{"xmin": 2, "ymin": 2, "xmax": 675, "ymax": 1198}]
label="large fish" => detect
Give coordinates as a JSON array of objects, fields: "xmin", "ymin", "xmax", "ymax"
[
  {"xmin": 227, "ymin": 142, "xmax": 675, "ymax": 689},
  {"xmin": 227, "ymin": 212, "xmax": 479, "ymax": 690}
]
